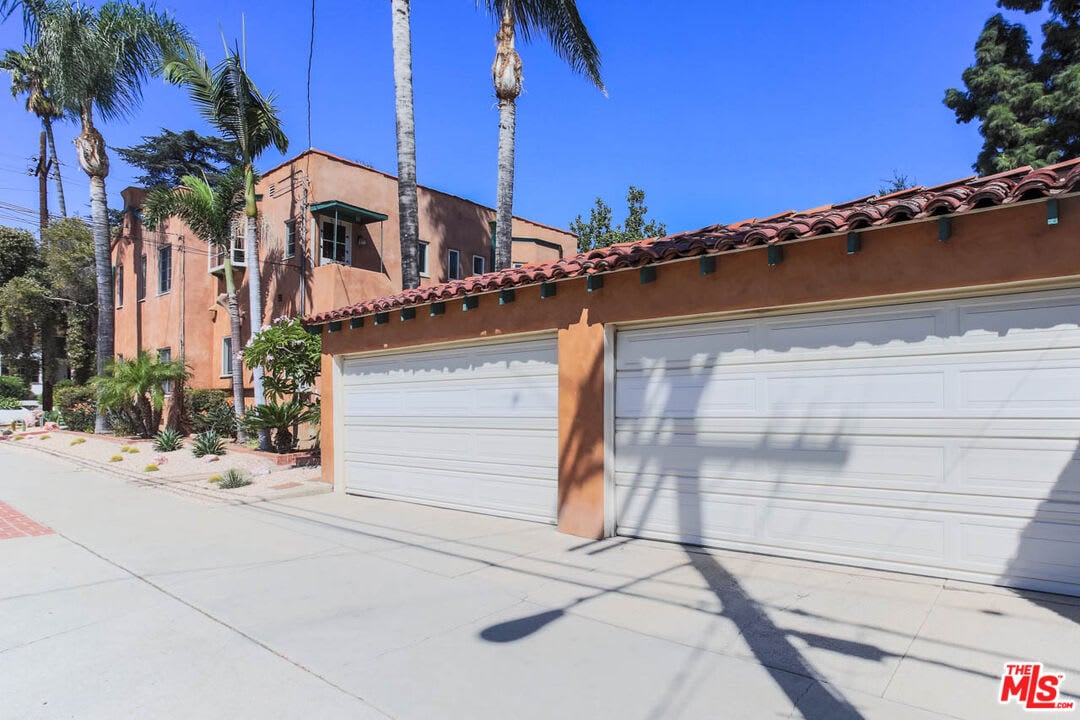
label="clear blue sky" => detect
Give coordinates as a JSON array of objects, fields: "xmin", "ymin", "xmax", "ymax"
[{"xmin": 0, "ymin": 1, "xmax": 1051, "ymax": 235}]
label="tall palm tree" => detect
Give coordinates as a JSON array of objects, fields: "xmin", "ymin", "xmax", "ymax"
[
  {"xmin": 0, "ymin": 43, "xmax": 66, "ymax": 220},
  {"xmin": 143, "ymin": 167, "xmax": 249, "ymax": 442},
  {"xmin": 391, "ymin": 0, "xmax": 419, "ymax": 290},
  {"xmin": 163, "ymin": 40, "xmax": 288, "ymax": 450},
  {"xmin": 3, "ymin": 0, "xmax": 190, "ymax": 433},
  {"xmin": 478, "ymin": 0, "xmax": 603, "ymax": 270}
]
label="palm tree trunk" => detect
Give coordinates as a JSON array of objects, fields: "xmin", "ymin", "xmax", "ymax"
[
  {"xmin": 37, "ymin": 128, "xmax": 48, "ymax": 237},
  {"xmin": 243, "ymin": 167, "xmax": 269, "ymax": 450},
  {"xmin": 223, "ymin": 256, "xmax": 247, "ymax": 443},
  {"xmin": 75, "ymin": 105, "xmax": 114, "ymax": 434},
  {"xmin": 44, "ymin": 118, "xmax": 66, "ymax": 218},
  {"xmin": 492, "ymin": 4, "xmax": 522, "ymax": 271},
  {"xmin": 391, "ymin": 0, "xmax": 420, "ymax": 290}
]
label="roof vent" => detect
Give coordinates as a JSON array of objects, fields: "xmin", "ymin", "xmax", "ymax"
[{"xmin": 268, "ymin": 183, "xmax": 276, "ymax": 198}]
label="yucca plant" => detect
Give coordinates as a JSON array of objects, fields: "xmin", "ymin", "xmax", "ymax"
[
  {"xmin": 153, "ymin": 428, "xmax": 183, "ymax": 452},
  {"xmin": 217, "ymin": 467, "xmax": 251, "ymax": 489},
  {"xmin": 191, "ymin": 430, "xmax": 226, "ymax": 458},
  {"xmin": 241, "ymin": 399, "xmax": 313, "ymax": 454}
]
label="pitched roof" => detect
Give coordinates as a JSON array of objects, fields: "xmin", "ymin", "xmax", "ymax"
[{"xmin": 306, "ymin": 159, "xmax": 1080, "ymax": 325}]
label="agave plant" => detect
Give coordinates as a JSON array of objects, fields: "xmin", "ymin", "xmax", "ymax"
[
  {"xmin": 217, "ymin": 467, "xmax": 251, "ymax": 489},
  {"xmin": 191, "ymin": 430, "xmax": 225, "ymax": 458},
  {"xmin": 152, "ymin": 428, "xmax": 183, "ymax": 452},
  {"xmin": 241, "ymin": 399, "xmax": 313, "ymax": 454}
]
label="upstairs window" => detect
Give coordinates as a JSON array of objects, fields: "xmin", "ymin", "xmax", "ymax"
[
  {"xmin": 116, "ymin": 264, "xmax": 124, "ymax": 307},
  {"xmin": 472, "ymin": 254, "xmax": 485, "ymax": 276},
  {"xmin": 158, "ymin": 245, "xmax": 172, "ymax": 294},
  {"xmin": 417, "ymin": 241, "xmax": 429, "ymax": 276},
  {"xmin": 447, "ymin": 248, "xmax": 461, "ymax": 281},
  {"xmin": 209, "ymin": 221, "xmax": 246, "ymax": 272},
  {"xmin": 137, "ymin": 254, "xmax": 147, "ymax": 301},
  {"xmin": 319, "ymin": 217, "xmax": 351, "ymax": 265},
  {"xmin": 285, "ymin": 220, "xmax": 296, "ymax": 259}
]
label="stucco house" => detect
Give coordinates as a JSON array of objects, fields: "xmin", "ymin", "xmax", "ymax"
[
  {"xmin": 111, "ymin": 148, "xmax": 576, "ymax": 393},
  {"xmin": 307, "ymin": 160, "xmax": 1080, "ymax": 598}
]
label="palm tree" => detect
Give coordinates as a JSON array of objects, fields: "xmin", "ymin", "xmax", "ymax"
[
  {"xmin": 0, "ymin": 43, "xmax": 66, "ymax": 221},
  {"xmin": 391, "ymin": 0, "xmax": 419, "ymax": 290},
  {"xmin": 3, "ymin": 0, "xmax": 190, "ymax": 433},
  {"xmin": 163, "ymin": 40, "xmax": 288, "ymax": 450},
  {"xmin": 93, "ymin": 351, "xmax": 190, "ymax": 438},
  {"xmin": 478, "ymin": 0, "xmax": 603, "ymax": 270},
  {"xmin": 143, "ymin": 167, "xmax": 249, "ymax": 443}
]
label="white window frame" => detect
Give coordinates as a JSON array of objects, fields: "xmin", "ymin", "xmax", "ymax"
[
  {"xmin": 284, "ymin": 220, "xmax": 296, "ymax": 259},
  {"xmin": 319, "ymin": 215, "xmax": 352, "ymax": 266},
  {"xmin": 116, "ymin": 264, "xmax": 124, "ymax": 307},
  {"xmin": 472, "ymin": 254, "xmax": 486, "ymax": 276},
  {"xmin": 418, "ymin": 241, "xmax": 429, "ymax": 277},
  {"xmin": 209, "ymin": 221, "xmax": 247, "ymax": 272},
  {"xmin": 157, "ymin": 245, "xmax": 172, "ymax": 295},
  {"xmin": 447, "ymin": 248, "xmax": 461, "ymax": 281},
  {"xmin": 221, "ymin": 336, "xmax": 233, "ymax": 378}
]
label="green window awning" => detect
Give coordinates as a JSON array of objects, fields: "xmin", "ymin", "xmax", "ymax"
[{"xmin": 310, "ymin": 200, "xmax": 388, "ymax": 225}]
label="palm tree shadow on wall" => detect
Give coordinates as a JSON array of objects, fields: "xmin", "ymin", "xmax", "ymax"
[{"xmin": 481, "ymin": 340, "xmax": 867, "ymax": 719}]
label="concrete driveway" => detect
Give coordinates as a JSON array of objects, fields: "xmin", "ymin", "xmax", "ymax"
[{"xmin": 2, "ymin": 446, "xmax": 1079, "ymax": 720}]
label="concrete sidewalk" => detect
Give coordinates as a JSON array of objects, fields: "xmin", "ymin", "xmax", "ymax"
[{"xmin": 2, "ymin": 446, "xmax": 1079, "ymax": 719}]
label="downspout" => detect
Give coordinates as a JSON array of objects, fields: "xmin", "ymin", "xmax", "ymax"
[
  {"xmin": 299, "ymin": 179, "xmax": 308, "ymax": 315},
  {"xmin": 178, "ymin": 235, "xmax": 186, "ymax": 360},
  {"xmin": 380, "ymin": 221, "xmax": 384, "ymax": 275}
]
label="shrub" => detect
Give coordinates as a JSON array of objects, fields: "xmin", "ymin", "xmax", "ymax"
[
  {"xmin": 120, "ymin": 445, "xmax": 137, "ymax": 453},
  {"xmin": 70, "ymin": 437, "xmax": 86, "ymax": 446},
  {"xmin": 0, "ymin": 375, "xmax": 29, "ymax": 400},
  {"xmin": 144, "ymin": 464, "xmax": 159, "ymax": 472},
  {"xmin": 192, "ymin": 431, "xmax": 226, "ymax": 458},
  {"xmin": 153, "ymin": 429, "xmax": 184, "ymax": 452},
  {"xmin": 0, "ymin": 396, "xmax": 22, "ymax": 409},
  {"xmin": 14, "ymin": 435, "xmax": 24, "ymax": 441},
  {"xmin": 185, "ymin": 388, "xmax": 236, "ymax": 437},
  {"xmin": 109, "ymin": 454, "xmax": 122, "ymax": 462},
  {"xmin": 2, "ymin": 429, "xmax": 11, "ymax": 436},
  {"xmin": 240, "ymin": 399, "xmax": 314, "ymax": 454},
  {"xmin": 208, "ymin": 474, "xmax": 223, "ymax": 483},
  {"xmin": 217, "ymin": 468, "xmax": 251, "ymax": 489},
  {"xmin": 39, "ymin": 435, "xmax": 50, "ymax": 440},
  {"xmin": 94, "ymin": 352, "xmax": 190, "ymax": 439},
  {"xmin": 106, "ymin": 408, "xmax": 137, "ymax": 438},
  {"xmin": 43, "ymin": 409, "xmax": 61, "ymax": 424},
  {"xmin": 54, "ymin": 385, "xmax": 96, "ymax": 433}
]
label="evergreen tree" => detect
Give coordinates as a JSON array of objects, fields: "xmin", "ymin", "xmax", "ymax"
[
  {"xmin": 571, "ymin": 186, "xmax": 666, "ymax": 253},
  {"xmin": 114, "ymin": 128, "xmax": 240, "ymax": 189},
  {"xmin": 946, "ymin": 1, "xmax": 1080, "ymax": 173}
]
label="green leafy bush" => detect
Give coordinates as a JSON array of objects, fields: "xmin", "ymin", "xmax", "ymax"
[
  {"xmin": 144, "ymin": 464, "xmax": 159, "ymax": 472},
  {"xmin": 240, "ymin": 399, "xmax": 313, "ymax": 454},
  {"xmin": 192, "ymin": 430, "xmax": 226, "ymax": 458},
  {"xmin": 0, "ymin": 375, "xmax": 30, "ymax": 400},
  {"xmin": 217, "ymin": 468, "xmax": 251, "ymax": 489},
  {"xmin": 153, "ymin": 429, "xmax": 184, "ymax": 452},
  {"xmin": 94, "ymin": 352, "xmax": 190, "ymax": 439},
  {"xmin": 43, "ymin": 409, "xmax": 61, "ymax": 424},
  {"xmin": 0, "ymin": 396, "xmax": 22, "ymax": 409},
  {"xmin": 109, "ymin": 454, "xmax": 122, "ymax": 462},
  {"xmin": 185, "ymin": 388, "xmax": 236, "ymax": 437},
  {"xmin": 54, "ymin": 384, "xmax": 96, "ymax": 433}
]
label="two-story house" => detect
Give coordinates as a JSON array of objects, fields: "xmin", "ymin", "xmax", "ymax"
[{"xmin": 111, "ymin": 148, "xmax": 576, "ymax": 394}]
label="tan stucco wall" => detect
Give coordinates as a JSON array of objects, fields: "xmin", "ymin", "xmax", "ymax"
[{"xmin": 320, "ymin": 197, "xmax": 1080, "ymax": 538}]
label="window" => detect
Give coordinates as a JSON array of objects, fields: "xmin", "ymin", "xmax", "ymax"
[
  {"xmin": 158, "ymin": 348, "xmax": 172, "ymax": 395},
  {"xmin": 116, "ymin": 264, "xmax": 124, "ymax": 307},
  {"xmin": 137, "ymin": 254, "xmax": 147, "ymax": 301},
  {"xmin": 417, "ymin": 241, "xmax": 429, "ymax": 277},
  {"xmin": 447, "ymin": 249, "xmax": 461, "ymax": 281},
  {"xmin": 472, "ymin": 254, "xmax": 485, "ymax": 276},
  {"xmin": 208, "ymin": 221, "xmax": 246, "ymax": 272},
  {"xmin": 512, "ymin": 262, "xmax": 524, "ymax": 269},
  {"xmin": 320, "ymin": 217, "xmax": 351, "ymax": 265},
  {"xmin": 221, "ymin": 336, "xmax": 233, "ymax": 377},
  {"xmin": 158, "ymin": 246, "xmax": 172, "ymax": 294},
  {"xmin": 284, "ymin": 220, "xmax": 296, "ymax": 259}
]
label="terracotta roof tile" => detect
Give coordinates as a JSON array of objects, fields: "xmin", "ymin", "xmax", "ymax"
[{"xmin": 306, "ymin": 159, "xmax": 1080, "ymax": 325}]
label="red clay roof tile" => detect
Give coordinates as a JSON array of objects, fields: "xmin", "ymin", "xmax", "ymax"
[{"xmin": 306, "ymin": 159, "xmax": 1080, "ymax": 325}]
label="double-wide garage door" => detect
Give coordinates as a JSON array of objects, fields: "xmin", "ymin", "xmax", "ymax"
[
  {"xmin": 339, "ymin": 337, "xmax": 558, "ymax": 523},
  {"xmin": 615, "ymin": 289, "xmax": 1080, "ymax": 596}
]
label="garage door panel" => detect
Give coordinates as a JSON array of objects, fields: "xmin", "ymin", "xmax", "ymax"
[
  {"xmin": 344, "ymin": 425, "xmax": 557, "ymax": 475},
  {"xmin": 341, "ymin": 337, "xmax": 557, "ymax": 523},
  {"xmin": 615, "ymin": 288, "xmax": 1080, "ymax": 595}
]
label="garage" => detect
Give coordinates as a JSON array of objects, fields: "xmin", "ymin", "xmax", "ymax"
[
  {"xmin": 615, "ymin": 288, "xmax": 1080, "ymax": 595},
  {"xmin": 337, "ymin": 336, "xmax": 558, "ymax": 523}
]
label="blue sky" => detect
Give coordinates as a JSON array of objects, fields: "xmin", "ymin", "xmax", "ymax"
[{"xmin": 0, "ymin": 1, "xmax": 1051, "ymax": 235}]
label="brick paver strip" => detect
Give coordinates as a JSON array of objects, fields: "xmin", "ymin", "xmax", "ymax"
[{"xmin": 0, "ymin": 500, "xmax": 53, "ymax": 539}]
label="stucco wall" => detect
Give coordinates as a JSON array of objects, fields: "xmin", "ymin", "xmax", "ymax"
[{"xmin": 319, "ymin": 197, "xmax": 1080, "ymax": 538}]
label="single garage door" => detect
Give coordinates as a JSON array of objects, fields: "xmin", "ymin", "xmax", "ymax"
[
  {"xmin": 615, "ymin": 288, "xmax": 1080, "ymax": 595},
  {"xmin": 339, "ymin": 337, "xmax": 558, "ymax": 523}
]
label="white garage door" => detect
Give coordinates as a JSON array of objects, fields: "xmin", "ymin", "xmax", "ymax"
[
  {"xmin": 339, "ymin": 337, "xmax": 558, "ymax": 523},
  {"xmin": 615, "ymin": 288, "xmax": 1080, "ymax": 596}
]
